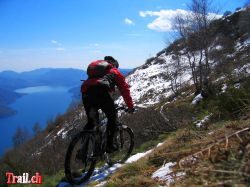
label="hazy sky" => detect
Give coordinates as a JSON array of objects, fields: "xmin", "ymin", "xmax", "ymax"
[{"xmin": 0, "ymin": 0, "xmax": 247, "ymax": 72}]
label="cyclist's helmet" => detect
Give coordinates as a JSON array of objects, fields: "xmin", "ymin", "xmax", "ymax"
[{"xmin": 104, "ymin": 56, "xmax": 119, "ymax": 68}]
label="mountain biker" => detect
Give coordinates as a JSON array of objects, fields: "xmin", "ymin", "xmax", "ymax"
[{"xmin": 81, "ymin": 56, "xmax": 134, "ymax": 153}]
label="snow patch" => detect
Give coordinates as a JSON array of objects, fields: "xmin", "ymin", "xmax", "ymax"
[
  {"xmin": 95, "ymin": 181, "xmax": 107, "ymax": 187},
  {"xmin": 152, "ymin": 162, "xmax": 176, "ymax": 181},
  {"xmin": 58, "ymin": 164, "xmax": 122, "ymax": 187},
  {"xmin": 194, "ymin": 114, "xmax": 212, "ymax": 128},
  {"xmin": 61, "ymin": 131, "xmax": 68, "ymax": 139},
  {"xmin": 191, "ymin": 93, "xmax": 203, "ymax": 105},
  {"xmin": 221, "ymin": 84, "xmax": 227, "ymax": 93},
  {"xmin": 234, "ymin": 83, "xmax": 241, "ymax": 89},
  {"xmin": 57, "ymin": 128, "xmax": 65, "ymax": 136},
  {"xmin": 126, "ymin": 149, "xmax": 153, "ymax": 163},
  {"xmin": 152, "ymin": 162, "xmax": 185, "ymax": 185},
  {"xmin": 215, "ymin": 45, "xmax": 223, "ymax": 50},
  {"xmin": 157, "ymin": 142, "xmax": 164, "ymax": 147},
  {"xmin": 208, "ymin": 131, "xmax": 214, "ymax": 135},
  {"xmin": 234, "ymin": 63, "xmax": 250, "ymax": 75}
]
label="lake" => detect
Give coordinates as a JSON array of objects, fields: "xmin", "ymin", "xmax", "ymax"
[{"xmin": 0, "ymin": 86, "xmax": 74, "ymax": 156}]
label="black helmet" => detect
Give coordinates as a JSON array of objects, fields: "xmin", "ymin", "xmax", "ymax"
[{"xmin": 104, "ymin": 56, "xmax": 119, "ymax": 68}]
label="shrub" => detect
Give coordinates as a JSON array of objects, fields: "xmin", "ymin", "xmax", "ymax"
[{"xmin": 216, "ymin": 84, "xmax": 250, "ymax": 119}]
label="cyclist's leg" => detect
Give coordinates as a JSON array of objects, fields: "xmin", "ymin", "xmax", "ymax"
[
  {"xmin": 99, "ymin": 93, "xmax": 117, "ymax": 152},
  {"xmin": 82, "ymin": 93, "xmax": 99, "ymax": 130}
]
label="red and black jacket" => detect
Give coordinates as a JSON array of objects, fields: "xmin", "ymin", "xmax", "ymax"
[{"xmin": 81, "ymin": 60, "xmax": 133, "ymax": 109}]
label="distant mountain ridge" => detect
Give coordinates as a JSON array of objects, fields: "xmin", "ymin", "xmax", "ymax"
[
  {"xmin": 0, "ymin": 68, "xmax": 132, "ymax": 88},
  {"xmin": 0, "ymin": 68, "xmax": 86, "ymax": 118},
  {"xmin": 0, "ymin": 68, "xmax": 87, "ymax": 89},
  {"xmin": 0, "ymin": 68, "xmax": 133, "ymax": 118}
]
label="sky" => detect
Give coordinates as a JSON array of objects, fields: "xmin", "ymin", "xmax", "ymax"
[{"xmin": 0, "ymin": 0, "xmax": 248, "ymax": 72}]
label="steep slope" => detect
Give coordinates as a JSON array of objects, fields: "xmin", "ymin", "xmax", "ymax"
[
  {"xmin": 1, "ymin": 7, "xmax": 250, "ymax": 187},
  {"xmin": 117, "ymin": 6, "xmax": 250, "ymax": 107},
  {"xmin": 119, "ymin": 53, "xmax": 192, "ymax": 106}
]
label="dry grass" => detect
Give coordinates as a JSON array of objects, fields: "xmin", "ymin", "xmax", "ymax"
[
  {"xmin": 172, "ymin": 118, "xmax": 250, "ymax": 186},
  {"xmin": 97, "ymin": 114, "xmax": 250, "ymax": 187}
]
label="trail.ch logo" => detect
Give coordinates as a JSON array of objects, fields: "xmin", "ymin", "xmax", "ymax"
[{"xmin": 6, "ymin": 172, "xmax": 42, "ymax": 184}]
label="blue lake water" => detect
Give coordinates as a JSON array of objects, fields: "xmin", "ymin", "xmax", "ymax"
[{"xmin": 0, "ymin": 86, "xmax": 74, "ymax": 156}]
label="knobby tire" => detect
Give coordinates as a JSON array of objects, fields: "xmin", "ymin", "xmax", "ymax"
[{"xmin": 64, "ymin": 131, "xmax": 97, "ymax": 185}]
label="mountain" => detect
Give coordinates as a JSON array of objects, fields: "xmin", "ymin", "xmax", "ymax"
[
  {"xmin": 0, "ymin": 88, "xmax": 22, "ymax": 105},
  {"xmin": 0, "ymin": 68, "xmax": 87, "ymax": 118},
  {"xmin": 0, "ymin": 68, "xmax": 133, "ymax": 118},
  {"xmin": 0, "ymin": 68, "xmax": 132, "ymax": 90},
  {"xmin": 0, "ymin": 7, "xmax": 249, "ymax": 186},
  {"xmin": 0, "ymin": 88, "xmax": 22, "ymax": 118},
  {"xmin": 0, "ymin": 68, "xmax": 87, "ymax": 88}
]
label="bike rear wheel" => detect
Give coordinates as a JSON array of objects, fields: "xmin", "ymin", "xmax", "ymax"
[
  {"xmin": 106, "ymin": 125, "xmax": 134, "ymax": 165},
  {"xmin": 64, "ymin": 131, "xmax": 97, "ymax": 185}
]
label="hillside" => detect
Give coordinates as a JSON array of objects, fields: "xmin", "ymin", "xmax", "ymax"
[
  {"xmin": 0, "ymin": 88, "xmax": 23, "ymax": 118},
  {"xmin": 0, "ymin": 6, "xmax": 250, "ymax": 187}
]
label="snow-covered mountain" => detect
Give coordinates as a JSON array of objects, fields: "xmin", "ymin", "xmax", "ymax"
[
  {"xmin": 117, "ymin": 6, "xmax": 250, "ymax": 107},
  {"xmin": 1, "ymin": 6, "xmax": 250, "ymax": 186},
  {"xmin": 117, "ymin": 51, "xmax": 192, "ymax": 106}
]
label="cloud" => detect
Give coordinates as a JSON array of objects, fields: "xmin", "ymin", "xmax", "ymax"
[
  {"xmin": 56, "ymin": 47, "xmax": 65, "ymax": 51},
  {"xmin": 139, "ymin": 9, "xmax": 190, "ymax": 32},
  {"xmin": 124, "ymin": 18, "xmax": 134, "ymax": 25},
  {"xmin": 51, "ymin": 40, "xmax": 58, "ymax": 44},
  {"xmin": 139, "ymin": 9, "xmax": 221, "ymax": 32}
]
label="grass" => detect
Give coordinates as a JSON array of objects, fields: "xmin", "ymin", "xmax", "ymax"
[
  {"xmin": 8, "ymin": 132, "xmax": 170, "ymax": 187},
  {"xmin": 10, "ymin": 83, "xmax": 250, "ymax": 187},
  {"xmin": 10, "ymin": 120, "xmax": 249, "ymax": 187},
  {"xmin": 104, "ymin": 159, "xmax": 159, "ymax": 187},
  {"xmin": 132, "ymin": 133, "xmax": 170, "ymax": 154},
  {"xmin": 173, "ymin": 133, "xmax": 250, "ymax": 186},
  {"xmin": 96, "ymin": 113, "xmax": 250, "ymax": 187},
  {"xmin": 42, "ymin": 171, "xmax": 66, "ymax": 187}
]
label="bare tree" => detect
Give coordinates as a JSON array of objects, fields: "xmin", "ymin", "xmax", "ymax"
[
  {"xmin": 175, "ymin": 14, "xmax": 203, "ymax": 92},
  {"xmin": 174, "ymin": 0, "xmax": 219, "ymax": 94},
  {"xmin": 167, "ymin": 53, "xmax": 185, "ymax": 95}
]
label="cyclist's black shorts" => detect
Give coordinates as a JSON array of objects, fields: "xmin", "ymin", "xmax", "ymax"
[{"xmin": 82, "ymin": 85, "xmax": 117, "ymax": 133}]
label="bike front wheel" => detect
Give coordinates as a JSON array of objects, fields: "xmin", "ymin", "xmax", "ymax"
[
  {"xmin": 106, "ymin": 125, "xmax": 134, "ymax": 165},
  {"xmin": 64, "ymin": 131, "xmax": 97, "ymax": 185}
]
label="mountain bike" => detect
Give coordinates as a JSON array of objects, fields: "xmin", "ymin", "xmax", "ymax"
[{"xmin": 64, "ymin": 106, "xmax": 134, "ymax": 185}]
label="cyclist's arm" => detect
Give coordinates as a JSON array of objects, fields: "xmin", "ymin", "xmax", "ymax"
[{"xmin": 110, "ymin": 68, "xmax": 133, "ymax": 109}]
